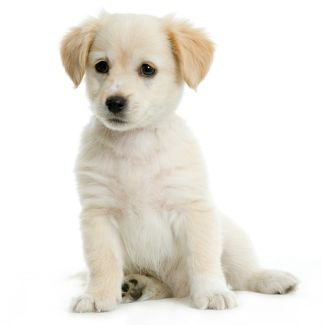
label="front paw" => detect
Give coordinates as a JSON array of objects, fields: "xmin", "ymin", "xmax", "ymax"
[
  {"xmin": 192, "ymin": 289, "xmax": 237, "ymax": 310},
  {"xmin": 72, "ymin": 293, "xmax": 120, "ymax": 313}
]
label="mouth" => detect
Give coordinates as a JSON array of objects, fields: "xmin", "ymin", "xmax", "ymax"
[{"xmin": 109, "ymin": 118, "xmax": 127, "ymax": 124}]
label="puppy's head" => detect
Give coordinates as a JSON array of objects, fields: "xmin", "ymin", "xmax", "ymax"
[{"xmin": 61, "ymin": 13, "xmax": 214, "ymax": 131}]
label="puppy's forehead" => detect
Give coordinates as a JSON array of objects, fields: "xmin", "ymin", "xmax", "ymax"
[{"xmin": 92, "ymin": 14, "xmax": 171, "ymax": 64}]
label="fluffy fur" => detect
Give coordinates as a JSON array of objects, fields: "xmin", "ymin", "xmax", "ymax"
[{"xmin": 61, "ymin": 13, "xmax": 298, "ymax": 313}]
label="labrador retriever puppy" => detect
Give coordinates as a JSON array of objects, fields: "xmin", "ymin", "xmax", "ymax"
[{"xmin": 61, "ymin": 12, "xmax": 298, "ymax": 313}]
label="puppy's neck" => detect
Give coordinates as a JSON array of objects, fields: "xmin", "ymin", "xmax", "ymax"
[{"xmin": 91, "ymin": 113, "xmax": 184, "ymax": 161}]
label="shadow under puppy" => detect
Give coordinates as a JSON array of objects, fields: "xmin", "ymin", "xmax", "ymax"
[{"xmin": 61, "ymin": 12, "xmax": 298, "ymax": 313}]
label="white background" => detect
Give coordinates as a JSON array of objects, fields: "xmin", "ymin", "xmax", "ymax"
[{"xmin": 0, "ymin": 0, "xmax": 323, "ymax": 324}]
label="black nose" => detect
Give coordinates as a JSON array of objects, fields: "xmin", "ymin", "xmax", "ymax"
[{"xmin": 106, "ymin": 96, "xmax": 127, "ymax": 114}]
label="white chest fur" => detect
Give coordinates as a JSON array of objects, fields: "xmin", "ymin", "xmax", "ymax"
[{"xmin": 76, "ymin": 116, "xmax": 207, "ymax": 286}]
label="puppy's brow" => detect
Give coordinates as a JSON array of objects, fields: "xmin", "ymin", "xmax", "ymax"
[
  {"xmin": 141, "ymin": 57, "xmax": 162, "ymax": 66},
  {"xmin": 88, "ymin": 51, "xmax": 108, "ymax": 63}
]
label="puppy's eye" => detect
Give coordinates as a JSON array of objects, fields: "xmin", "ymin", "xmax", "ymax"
[
  {"xmin": 140, "ymin": 63, "xmax": 156, "ymax": 77},
  {"xmin": 95, "ymin": 61, "xmax": 109, "ymax": 73}
]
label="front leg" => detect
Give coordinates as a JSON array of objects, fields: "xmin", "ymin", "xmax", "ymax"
[
  {"xmin": 185, "ymin": 202, "xmax": 237, "ymax": 310},
  {"xmin": 73, "ymin": 208, "xmax": 123, "ymax": 313}
]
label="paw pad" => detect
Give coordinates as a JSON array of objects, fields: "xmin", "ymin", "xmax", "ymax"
[
  {"xmin": 121, "ymin": 277, "xmax": 143, "ymax": 302},
  {"xmin": 122, "ymin": 282, "xmax": 130, "ymax": 292},
  {"xmin": 129, "ymin": 279, "xmax": 138, "ymax": 285}
]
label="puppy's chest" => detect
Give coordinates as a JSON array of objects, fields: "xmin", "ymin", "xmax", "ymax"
[{"xmin": 108, "ymin": 156, "xmax": 172, "ymax": 210}]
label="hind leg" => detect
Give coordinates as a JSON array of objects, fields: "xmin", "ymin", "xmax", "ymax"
[
  {"xmin": 121, "ymin": 274, "xmax": 172, "ymax": 303},
  {"xmin": 221, "ymin": 216, "xmax": 298, "ymax": 294}
]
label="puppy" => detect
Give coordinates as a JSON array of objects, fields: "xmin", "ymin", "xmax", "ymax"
[{"xmin": 61, "ymin": 13, "xmax": 298, "ymax": 312}]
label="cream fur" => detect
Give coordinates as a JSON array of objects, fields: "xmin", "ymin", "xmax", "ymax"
[{"xmin": 61, "ymin": 13, "xmax": 298, "ymax": 313}]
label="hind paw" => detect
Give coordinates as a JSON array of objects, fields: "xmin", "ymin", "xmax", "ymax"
[
  {"xmin": 250, "ymin": 270, "xmax": 298, "ymax": 294},
  {"xmin": 122, "ymin": 275, "xmax": 145, "ymax": 303},
  {"xmin": 121, "ymin": 274, "xmax": 172, "ymax": 303}
]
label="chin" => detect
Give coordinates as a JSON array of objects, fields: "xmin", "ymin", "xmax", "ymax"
[{"xmin": 99, "ymin": 117, "xmax": 135, "ymax": 132}]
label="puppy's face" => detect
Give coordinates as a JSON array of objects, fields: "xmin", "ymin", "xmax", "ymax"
[
  {"xmin": 86, "ymin": 15, "xmax": 181, "ymax": 131},
  {"xmin": 61, "ymin": 14, "xmax": 214, "ymax": 131}
]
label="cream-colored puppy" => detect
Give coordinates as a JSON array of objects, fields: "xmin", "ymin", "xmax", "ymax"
[{"xmin": 61, "ymin": 13, "xmax": 298, "ymax": 313}]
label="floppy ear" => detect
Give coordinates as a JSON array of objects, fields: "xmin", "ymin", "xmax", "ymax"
[
  {"xmin": 60, "ymin": 18, "xmax": 99, "ymax": 87},
  {"xmin": 165, "ymin": 18, "xmax": 214, "ymax": 90}
]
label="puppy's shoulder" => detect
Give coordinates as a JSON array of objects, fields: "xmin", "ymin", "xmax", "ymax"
[{"xmin": 77, "ymin": 117, "xmax": 112, "ymax": 162}]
